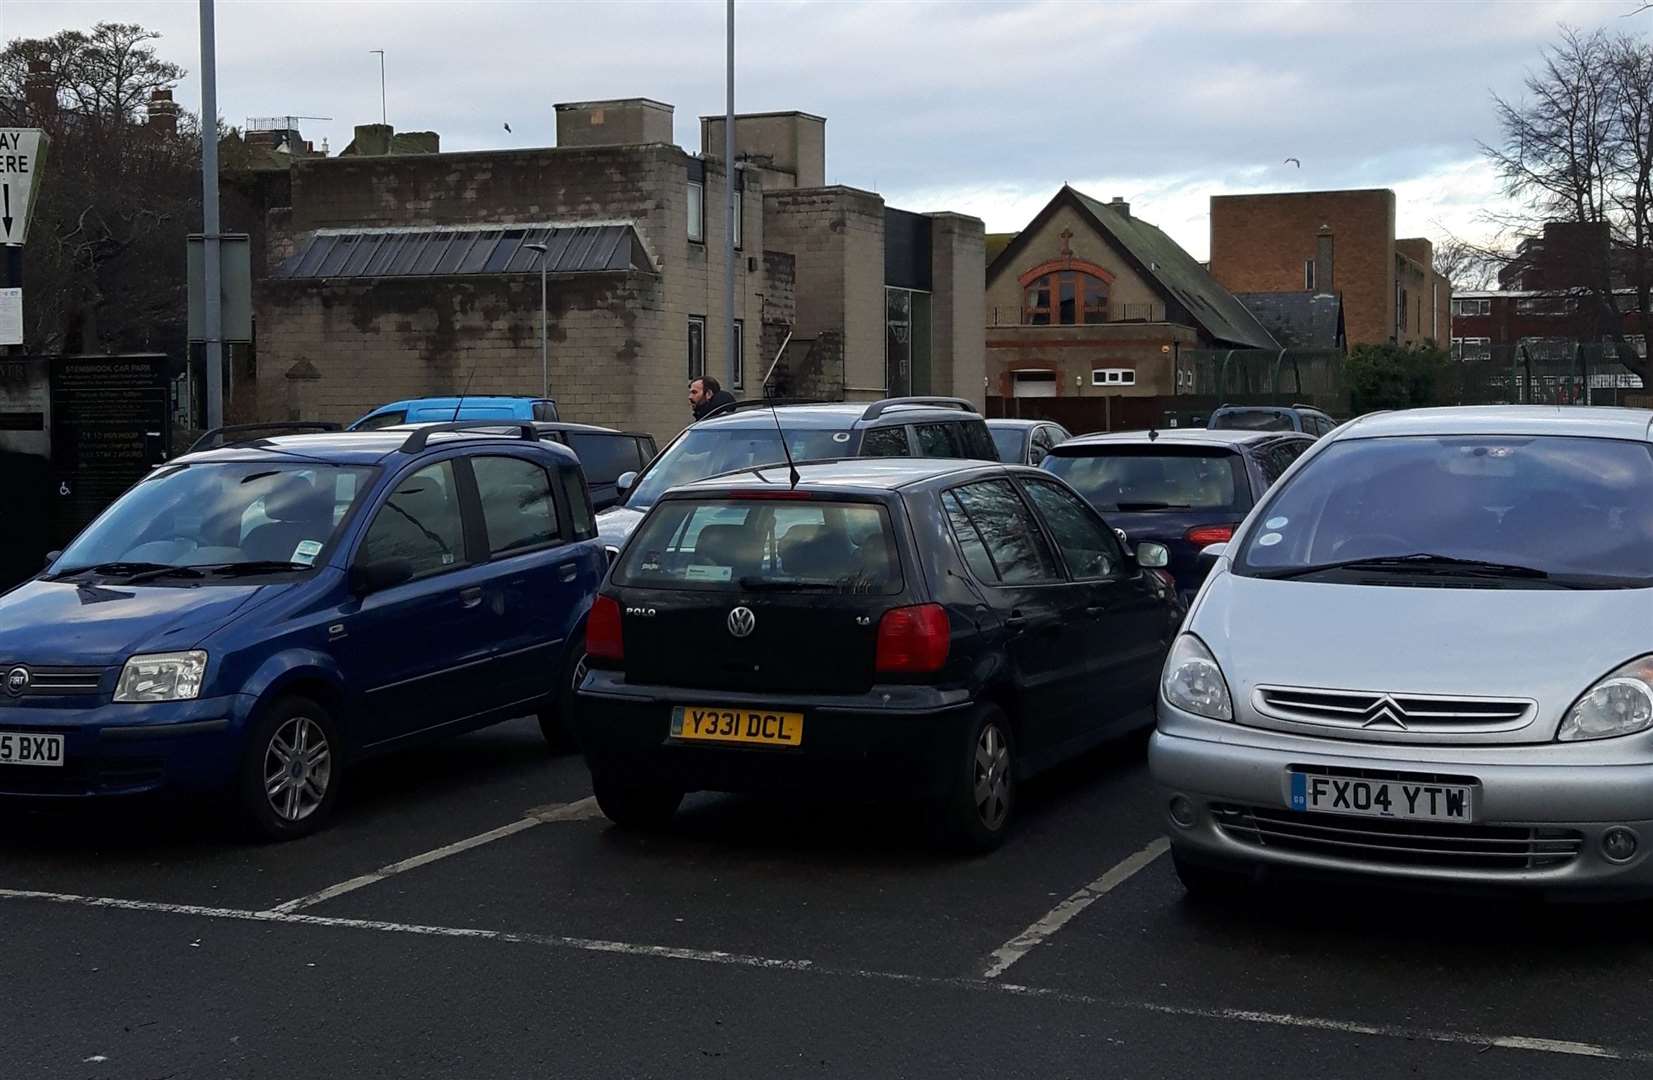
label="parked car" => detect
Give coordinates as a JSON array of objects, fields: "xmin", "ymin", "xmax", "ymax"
[
  {"xmin": 532, "ymin": 422, "xmax": 657, "ymax": 512},
  {"xmin": 350, "ymin": 396, "xmax": 560, "ymax": 429},
  {"xmin": 595, "ymin": 397, "xmax": 999, "ymax": 548},
  {"xmin": 0, "ymin": 422, "xmax": 604, "ymax": 838},
  {"xmin": 1207, "ymin": 403, "xmax": 1336, "ymax": 436},
  {"xmin": 1041, "ymin": 428, "xmax": 1313, "ymax": 600},
  {"xmin": 987, "ymin": 419, "xmax": 1073, "ymax": 465},
  {"xmin": 576, "ymin": 458, "xmax": 1184, "ymax": 850},
  {"xmin": 1153, "ymin": 405, "xmax": 1653, "ymax": 899}
]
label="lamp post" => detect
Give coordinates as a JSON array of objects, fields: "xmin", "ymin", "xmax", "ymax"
[{"xmin": 524, "ymin": 242, "xmax": 549, "ymax": 397}]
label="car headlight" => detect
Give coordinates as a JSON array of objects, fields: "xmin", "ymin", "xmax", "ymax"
[
  {"xmin": 114, "ymin": 651, "xmax": 208, "ymax": 703},
  {"xmin": 1161, "ymin": 634, "xmax": 1233, "ymax": 721},
  {"xmin": 1559, "ymin": 657, "xmax": 1653, "ymax": 741}
]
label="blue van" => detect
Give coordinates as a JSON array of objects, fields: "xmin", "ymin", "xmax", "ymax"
[
  {"xmin": 0, "ymin": 422, "xmax": 604, "ymax": 838},
  {"xmin": 350, "ymin": 396, "xmax": 560, "ymax": 430}
]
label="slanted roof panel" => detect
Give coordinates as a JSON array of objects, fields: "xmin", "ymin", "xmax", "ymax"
[{"xmin": 273, "ymin": 223, "xmax": 654, "ymax": 280}]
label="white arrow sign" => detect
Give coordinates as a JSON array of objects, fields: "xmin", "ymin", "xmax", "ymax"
[{"xmin": 0, "ymin": 129, "xmax": 48, "ymax": 246}]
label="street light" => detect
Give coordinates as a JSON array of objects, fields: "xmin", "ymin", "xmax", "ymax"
[{"xmin": 523, "ymin": 242, "xmax": 549, "ymax": 398}]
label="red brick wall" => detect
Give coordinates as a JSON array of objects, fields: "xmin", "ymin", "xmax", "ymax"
[{"xmin": 1210, "ymin": 190, "xmax": 1396, "ymax": 347}]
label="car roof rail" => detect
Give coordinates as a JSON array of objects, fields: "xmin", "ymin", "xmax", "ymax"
[
  {"xmin": 859, "ymin": 396, "xmax": 978, "ymax": 421},
  {"xmin": 187, "ymin": 421, "xmax": 341, "ymax": 454},
  {"xmin": 702, "ymin": 397, "xmax": 830, "ymax": 420},
  {"xmin": 399, "ymin": 421, "xmax": 538, "ymax": 453},
  {"xmin": 1289, "ymin": 402, "xmax": 1322, "ymax": 412}
]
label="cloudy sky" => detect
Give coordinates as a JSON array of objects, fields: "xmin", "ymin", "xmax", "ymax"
[{"xmin": 9, "ymin": 0, "xmax": 1650, "ymax": 258}]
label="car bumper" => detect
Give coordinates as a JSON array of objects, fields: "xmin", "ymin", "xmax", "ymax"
[
  {"xmin": 576, "ymin": 670, "xmax": 974, "ymax": 798},
  {"xmin": 1151, "ymin": 707, "xmax": 1653, "ymax": 897},
  {"xmin": 0, "ymin": 695, "xmax": 257, "ymax": 799}
]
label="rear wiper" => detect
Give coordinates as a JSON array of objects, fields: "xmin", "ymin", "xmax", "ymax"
[
  {"xmin": 737, "ymin": 577, "xmax": 840, "ymax": 592},
  {"xmin": 1256, "ymin": 553, "xmax": 1550, "ymax": 582},
  {"xmin": 1112, "ymin": 501, "xmax": 1192, "ymax": 511}
]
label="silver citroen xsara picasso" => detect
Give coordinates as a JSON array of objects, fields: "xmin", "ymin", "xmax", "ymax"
[{"xmin": 1152, "ymin": 406, "xmax": 1653, "ymax": 898}]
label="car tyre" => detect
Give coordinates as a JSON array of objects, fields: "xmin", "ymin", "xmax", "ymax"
[
  {"xmin": 936, "ymin": 703, "xmax": 1015, "ymax": 853},
  {"xmin": 537, "ymin": 648, "xmax": 587, "ymax": 754},
  {"xmin": 592, "ymin": 768, "xmax": 683, "ymax": 830},
  {"xmin": 1171, "ymin": 849, "xmax": 1251, "ymax": 901},
  {"xmin": 239, "ymin": 694, "xmax": 342, "ymax": 842}
]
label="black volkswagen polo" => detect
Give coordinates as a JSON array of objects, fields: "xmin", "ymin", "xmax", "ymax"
[{"xmin": 576, "ymin": 459, "xmax": 1183, "ymax": 850}]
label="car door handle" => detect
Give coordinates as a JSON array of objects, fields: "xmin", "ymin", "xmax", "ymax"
[
  {"xmin": 1004, "ymin": 611, "xmax": 1027, "ymax": 632},
  {"xmin": 460, "ymin": 586, "xmax": 483, "ymax": 609},
  {"xmin": 557, "ymin": 561, "xmax": 578, "ymax": 582},
  {"xmin": 1085, "ymin": 605, "xmax": 1107, "ymax": 616}
]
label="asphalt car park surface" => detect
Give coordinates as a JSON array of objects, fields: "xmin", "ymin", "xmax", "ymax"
[{"xmin": 3, "ymin": 717, "xmax": 1651, "ymax": 1079}]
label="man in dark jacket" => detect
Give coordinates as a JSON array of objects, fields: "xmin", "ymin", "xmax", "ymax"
[{"xmin": 689, "ymin": 375, "xmax": 737, "ymax": 421}]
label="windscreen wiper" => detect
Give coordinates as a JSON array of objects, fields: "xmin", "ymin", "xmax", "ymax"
[
  {"xmin": 1255, "ymin": 553, "xmax": 1549, "ymax": 581},
  {"xmin": 195, "ymin": 561, "xmax": 314, "ymax": 576},
  {"xmin": 50, "ymin": 561, "xmax": 197, "ymax": 583}
]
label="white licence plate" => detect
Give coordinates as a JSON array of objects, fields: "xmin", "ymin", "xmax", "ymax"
[
  {"xmin": 0, "ymin": 731, "xmax": 65, "ymax": 768},
  {"xmin": 1289, "ymin": 771, "xmax": 1474, "ymax": 823}
]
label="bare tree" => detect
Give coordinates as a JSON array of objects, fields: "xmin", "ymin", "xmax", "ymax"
[{"xmin": 1431, "ymin": 234, "xmax": 1503, "ymax": 292}]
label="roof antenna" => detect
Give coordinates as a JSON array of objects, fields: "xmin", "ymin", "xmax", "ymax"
[
  {"xmin": 768, "ymin": 397, "xmax": 801, "ymax": 489},
  {"xmin": 451, "ymin": 361, "xmax": 480, "ymax": 423}
]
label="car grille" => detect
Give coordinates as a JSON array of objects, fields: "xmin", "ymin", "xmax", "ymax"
[
  {"xmin": 1253, "ymin": 686, "xmax": 1534, "ymax": 735},
  {"xmin": 1211, "ymin": 803, "xmax": 1584, "ymax": 872},
  {"xmin": 0, "ymin": 665, "xmax": 107, "ymax": 698},
  {"xmin": 0, "ymin": 757, "xmax": 165, "ymax": 796}
]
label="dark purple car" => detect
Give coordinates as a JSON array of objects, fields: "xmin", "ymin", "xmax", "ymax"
[{"xmin": 1040, "ymin": 429, "xmax": 1314, "ymax": 601}]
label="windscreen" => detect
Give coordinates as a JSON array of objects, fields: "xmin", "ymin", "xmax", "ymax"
[
  {"xmin": 1211, "ymin": 409, "xmax": 1293, "ymax": 431},
  {"xmin": 614, "ymin": 498, "xmax": 903, "ymax": 594},
  {"xmin": 990, "ymin": 427, "xmax": 1025, "ymax": 463},
  {"xmin": 1234, "ymin": 435, "xmax": 1653, "ymax": 585},
  {"xmin": 1043, "ymin": 447, "xmax": 1248, "ymax": 513},
  {"xmin": 56, "ymin": 462, "xmax": 376, "ymax": 571},
  {"xmin": 624, "ymin": 427, "xmax": 855, "ymax": 508}
]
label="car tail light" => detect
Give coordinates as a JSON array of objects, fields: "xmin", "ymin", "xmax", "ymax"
[
  {"xmin": 875, "ymin": 603, "xmax": 950, "ymax": 674},
  {"xmin": 586, "ymin": 595, "xmax": 624, "ymax": 664},
  {"xmin": 1184, "ymin": 523, "xmax": 1237, "ymax": 546}
]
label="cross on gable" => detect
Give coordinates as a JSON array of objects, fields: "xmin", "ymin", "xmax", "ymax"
[{"xmin": 1058, "ymin": 228, "xmax": 1074, "ymax": 256}]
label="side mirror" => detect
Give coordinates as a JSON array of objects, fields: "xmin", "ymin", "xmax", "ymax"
[
  {"xmin": 349, "ymin": 557, "xmax": 414, "ymax": 596},
  {"xmin": 1136, "ymin": 542, "xmax": 1171, "ymax": 570},
  {"xmin": 615, "ymin": 471, "xmax": 637, "ymax": 498},
  {"xmin": 43, "ymin": 550, "xmax": 61, "ymax": 568},
  {"xmin": 1197, "ymin": 542, "xmax": 1229, "ymax": 572},
  {"xmin": 1114, "ymin": 527, "xmax": 1128, "ymax": 546}
]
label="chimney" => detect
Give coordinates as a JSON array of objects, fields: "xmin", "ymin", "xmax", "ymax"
[
  {"xmin": 555, "ymin": 99, "xmax": 675, "ymax": 148},
  {"xmin": 1109, "ymin": 196, "xmax": 1130, "ymax": 218},
  {"xmin": 23, "ymin": 59, "xmax": 55, "ymax": 123},
  {"xmin": 351, "ymin": 123, "xmax": 395, "ymax": 156},
  {"xmin": 1314, "ymin": 225, "xmax": 1334, "ymax": 293},
  {"xmin": 146, "ymin": 88, "xmax": 179, "ymax": 136}
]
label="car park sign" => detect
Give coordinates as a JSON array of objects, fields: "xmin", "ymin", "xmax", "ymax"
[{"xmin": 0, "ymin": 129, "xmax": 48, "ymax": 246}]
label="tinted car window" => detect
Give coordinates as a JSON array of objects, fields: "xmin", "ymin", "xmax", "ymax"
[
  {"xmin": 1256, "ymin": 438, "xmax": 1309, "ymax": 486},
  {"xmin": 566, "ymin": 432, "xmax": 643, "ymax": 484},
  {"xmin": 1210, "ymin": 409, "xmax": 1293, "ymax": 432},
  {"xmin": 627, "ymin": 427, "xmax": 855, "ymax": 508},
  {"xmin": 533, "ymin": 401, "xmax": 560, "ymax": 421},
  {"xmin": 1235, "ymin": 435, "xmax": 1653, "ymax": 585},
  {"xmin": 860, "ymin": 426, "xmax": 911, "ymax": 457},
  {"xmin": 354, "ymin": 410, "xmax": 406, "ymax": 431},
  {"xmin": 990, "ymin": 427, "xmax": 1026, "ymax": 463},
  {"xmin": 915, "ymin": 422, "xmax": 965, "ymax": 457},
  {"xmin": 560, "ymin": 466, "xmax": 596, "ymax": 540},
  {"xmin": 947, "ymin": 479, "xmax": 1062, "ymax": 585},
  {"xmin": 358, "ymin": 460, "xmax": 467, "ymax": 577},
  {"xmin": 616, "ymin": 499, "xmax": 902, "ymax": 594},
  {"xmin": 473, "ymin": 455, "xmax": 559, "ymax": 555},
  {"xmin": 942, "ymin": 490, "xmax": 1001, "ymax": 582},
  {"xmin": 1020, "ymin": 478, "xmax": 1125, "ymax": 580},
  {"xmin": 1044, "ymin": 447, "xmax": 1249, "ymax": 513},
  {"xmin": 960, "ymin": 419, "xmax": 1001, "ymax": 461}
]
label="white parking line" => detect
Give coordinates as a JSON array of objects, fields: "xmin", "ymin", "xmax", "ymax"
[
  {"xmin": 265, "ymin": 796, "xmax": 601, "ymax": 914},
  {"xmin": 0, "ymin": 885, "xmax": 1645, "ymax": 1063},
  {"xmin": 981, "ymin": 836, "xmax": 1169, "ymax": 979}
]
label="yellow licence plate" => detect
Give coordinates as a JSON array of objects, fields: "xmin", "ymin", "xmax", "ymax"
[{"xmin": 671, "ymin": 706, "xmax": 804, "ymax": 747}]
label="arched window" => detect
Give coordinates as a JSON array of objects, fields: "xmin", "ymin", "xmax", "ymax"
[{"xmin": 1023, "ymin": 270, "xmax": 1110, "ymax": 325}]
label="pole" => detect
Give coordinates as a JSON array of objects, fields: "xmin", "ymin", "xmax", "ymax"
[
  {"xmin": 724, "ymin": 0, "xmax": 736, "ymax": 390},
  {"xmin": 372, "ymin": 50, "xmax": 387, "ymax": 126},
  {"xmin": 199, "ymin": 0, "xmax": 223, "ymax": 431},
  {"xmin": 539, "ymin": 258, "xmax": 548, "ymax": 398}
]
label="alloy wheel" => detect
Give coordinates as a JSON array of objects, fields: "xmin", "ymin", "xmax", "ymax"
[
  {"xmin": 973, "ymin": 722, "xmax": 1011, "ymax": 831},
  {"xmin": 264, "ymin": 715, "xmax": 332, "ymax": 823}
]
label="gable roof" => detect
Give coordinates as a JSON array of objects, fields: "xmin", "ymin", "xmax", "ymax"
[
  {"xmin": 1234, "ymin": 291, "xmax": 1345, "ymax": 350},
  {"xmin": 987, "ymin": 186, "xmax": 1278, "ymax": 350}
]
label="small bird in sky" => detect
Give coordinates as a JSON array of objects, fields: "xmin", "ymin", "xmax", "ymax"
[
  {"xmin": 1284, "ymin": 157, "xmax": 1301, "ymax": 168},
  {"xmin": 503, "ymin": 122, "xmax": 512, "ymax": 133}
]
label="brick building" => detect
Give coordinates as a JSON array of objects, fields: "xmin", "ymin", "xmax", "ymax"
[
  {"xmin": 1450, "ymin": 290, "xmax": 1650, "ymax": 363},
  {"xmin": 985, "ymin": 186, "xmax": 1276, "ymax": 400},
  {"xmin": 1208, "ymin": 189, "xmax": 1452, "ymax": 348},
  {"xmin": 251, "ymin": 100, "xmax": 985, "ymax": 441}
]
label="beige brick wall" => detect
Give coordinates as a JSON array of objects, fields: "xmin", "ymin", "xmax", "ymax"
[{"xmin": 929, "ymin": 212, "xmax": 986, "ymax": 407}]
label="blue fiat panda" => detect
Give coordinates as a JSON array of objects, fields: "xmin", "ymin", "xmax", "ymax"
[{"xmin": 0, "ymin": 422, "xmax": 604, "ymax": 838}]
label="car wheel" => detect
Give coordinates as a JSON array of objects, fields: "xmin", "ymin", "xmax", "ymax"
[
  {"xmin": 537, "ymin": 649, "xmax": 587, "ymax": 754},
  {"xmin": 1171, "ymin": 849, "xmax": 1251, "ymax": 900},
  {"xmin": 936, "ymin": 703, "xmax": 1015, "ymax": 853},
  {"xmin": 239, "ymin": 695, "xmax": 341, "ymax": 841},
  {"xmin": 591, "ymin": 768, "xmax": 682, "ymax": 830}
]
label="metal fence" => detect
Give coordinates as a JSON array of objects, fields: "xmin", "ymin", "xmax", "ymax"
[
  {"xmin": 1177, "ymin": 348, "xmax": 1350, "ymax": 414},
  {"xmin": 1448, "ymin": 343, "xmax": 1648, "ymax": 407}
]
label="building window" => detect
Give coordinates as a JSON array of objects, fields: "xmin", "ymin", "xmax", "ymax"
[
  {"xmin": 884, "ymin": 287, "xmax": 933, "ymax": 397},
  {"xmin": 688, "ymin": 316, "xmax": 705, "ymax": 379},
  {"xmin": 1453, "ymin": 297, "xmax": 1491, "ymax": 317},
  {"xmin": 1024, "ymin": 271, "xmax": 1109, "ymax": 325},
  {"xmin": 1452, "ymin": 337, "xmax": 1492, "ymax": 361},
  {"xmin": 731, "ymin": 319, "xmax": 744, "ymax": 390},
  {"xmin": 1516, "ymin": 295, "xmax": 1573, "ymax": 315},
  {"xmin": 688, "ymin": 180, "xmax": 705, "ymax": 243},
  {"xmin": 1304, "ymin": 259, "xmax": 1315, "ymax": 290},
  {"xmin": 1092, "ymin": 368, "xmax": 1136, "ymax": 387}
]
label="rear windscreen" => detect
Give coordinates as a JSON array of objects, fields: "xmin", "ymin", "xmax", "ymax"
[
  {"xmin": 1210, "ymin": 409, "xmax": 1293, "ymax": 431},
  {"xmin": 1044, "ymin": 447, "xmax": 1250, "ymax": 513},
  {"xmin": 614, "ymin": 499, "xmax": 903, "ymax": 594}
]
